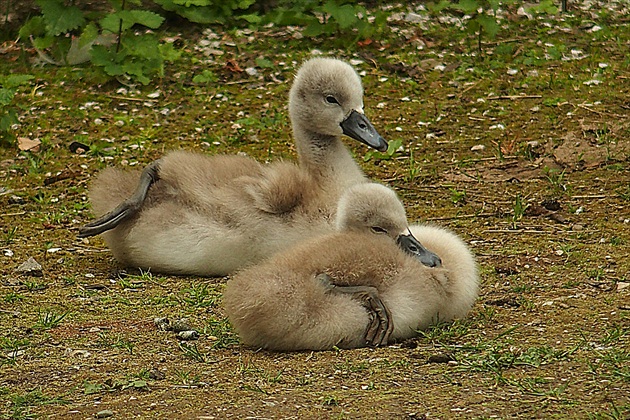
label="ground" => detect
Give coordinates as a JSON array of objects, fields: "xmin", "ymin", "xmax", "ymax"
[{"xmin": 1, "ymin": 2, "xmax": 629, "ymax": 419}]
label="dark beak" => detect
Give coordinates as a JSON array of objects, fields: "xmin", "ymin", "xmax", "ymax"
[
  {"xmin": 397, "ymin": 232, "xmax": 442, "ymax": 268},
  {"xmin": 340, "ymin": 110, "xmax": 388, "ymax": 152}
]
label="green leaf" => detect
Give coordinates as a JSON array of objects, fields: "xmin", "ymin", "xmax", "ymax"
[
  {"xmin": 83, "ymin": 382, "xmax": 102, "ymax": 395},
  {"xmin": 239, "ymin": 13, "xmax": 261, "ymax": 24},
  {"xmin": 100, "ymin": 10, "xmax": 164, "ymax": 33},
  {"xmin": 236, "ymin": 0, "xmax": 256, "ymax": 10},
  {"xmin": 37, "ymin": 0, "xmax": 85, "ymax": 36},
  {"xmin": 158, "ymin": 43, "xmax": 181, "ymax": 62},
  {"xmin": 19, "ymin": 16, "xmax": 47, "ymax": 39},
  {"xmin": 173, "ymin": 0, "xmax": 212, "ymax": 6},
  {"xmin": 487, "ymin": 0, "xmax": 501, "ymax": 12},
  {"xmin": 1, "ymin": 109, "xmax": 19, "ymax": 132},
  {"xmin": 78, "ymin": 23, "xmax": 99, "ymax": 49},
  {"xmin": 429, "ymin": 0, "xmax": 452, "ymax": 13},
  {"xmin": 32, "ymin": 35, "xmax": 55, "ymax": 50},
  {"xmin": 476, "ymin": 14, "xmax": 499, "ymax": 38},
  {"xmin": 255, "ymin": 57, "xmax": 274, "ymax": 68},
  {"xmin": 193, "ymin": 69, "xmax": 217, "ymax": 84},
  {"xmin": 129, "ymin": 10, "xmax": 165, "ymax": 29},
  {"xmin": 322, "ymin": 3, "xmax": 359, "ymax": 29},
  {"xmin": 153, "ymin": 0, "xmax": 223, "ymax": 24},
  {"xmin": 464, "ymin": 18, "xmax": 480, "ymax": 35},
  {"xmin": 90, "ymin": 45, "xmax": 121, "ymax": 73},
  {"xmin": 454, "ymin": 0, "xmax": 479, "ymax": 14},
  {"xmin": 121, "ymin": 61, "xmax": 152, "ymax": 85},
  {"xmin": 2, "ymin": 74, "xmax": 35, "ymax": 89},
  {"xmin": 0, "ymin": 89, "xmax": 17, "ymax": 107},
  {"xmin": 302, "ymin": 21, "xmax": 327, "ymax": 37}
]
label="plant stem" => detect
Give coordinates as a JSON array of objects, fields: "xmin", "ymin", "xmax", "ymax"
[
  {"xmin": 116, "ymin": 0, "xmax": 127, "ymax": 53},
  {"xmin": 478, "ymin": 28, "xmax": 482, "ymax": 54}
]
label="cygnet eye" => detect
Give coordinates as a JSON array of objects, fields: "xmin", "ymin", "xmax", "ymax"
[
  {"xmin": 370, "ymin": 226, "xmax": 387, "ymax": 234},
  {"xmin": 325, "ymin": 95, "xmax": 339, "ymax": 104}
]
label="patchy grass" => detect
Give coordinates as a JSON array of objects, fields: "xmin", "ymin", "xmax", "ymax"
[{"xmin": 1, "ymin": 1, "xmax": 629, "ymax": 418}]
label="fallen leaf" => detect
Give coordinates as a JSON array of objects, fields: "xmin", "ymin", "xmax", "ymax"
[
  {"xmin": 18, "ymin": 137, "xmax": 41, "ymax": 152},
  {"xmin": 225, "ymin": 59, "xmax": 243, "ymax": 73}
]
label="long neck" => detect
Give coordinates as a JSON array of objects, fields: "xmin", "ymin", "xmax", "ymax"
[{"xmin": 294, "ymin": 125, "xmax": 367, "ymax": 190}]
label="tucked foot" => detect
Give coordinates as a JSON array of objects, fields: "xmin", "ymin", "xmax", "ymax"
[
  {"xmin": 316, "ymin": 273, "xmax": 393, "ymax": 347},
  {"xmin": 78, "ymin": 159, "xmax": 162, "ymax": 238}
]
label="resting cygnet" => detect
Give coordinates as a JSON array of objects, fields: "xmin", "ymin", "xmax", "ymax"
[
  {"xmin": 224, "ymin": 183, "xmax": 478, "ymax": 351},
  {"xmin": 78, "ymin": 58, "xmax": 395, "ymax": 276}
]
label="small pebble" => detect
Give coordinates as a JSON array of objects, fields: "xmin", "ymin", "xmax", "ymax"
[
  {"xmin": 471, "ymin": 144, "xmax": 485, "ymax": 152},
  {"xmin": 178, "ymin": 330, "xmax": 199, "ymax": 340},
  {"xmin": 428, "ymin": 353, "xmax": 455, "ymax": 363},
  {"xmin": 148, "ymin": 369, "xmax": 165, "ymax": 380},
  {"xmin": 9, "ymin": 195, "xmax": 24, "ymax": 204},
  {"xmin": 95, "ymin": 410, "xmax": 114, "ymax": 418},
  {"xmin": 15, "ymin": 257, "xmax": 43, "ymax": 277},
  {"xmin": 572, "ymin": 224, "xmax": 584, "ymax": 231},
  {"xmin": 154, "ymin": 317, "xmax": 171, "ymax": 331},
  {"xmin": 170, "ymin": 318, "xmax": 193, "ymax": 333}
]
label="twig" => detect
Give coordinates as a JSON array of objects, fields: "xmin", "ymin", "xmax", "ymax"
[
  {"xmin": 484, "ymin": 229, "xmax": 549, "ymax": 234},
  {"xmin": 104, "ymin": 95, "xmax": 158, "ymax": 103},
  {"xmin": 487, "ymin": 95, "xmax": 542, "ymax": 100},
  {"xmin": 483, "ymin": 229, "xmax": 598, "ymax": 234},
  {"xmin": 487, "ymin": 37, "xmax": 529, "ymax": 46},
  {"xmin": 1, "ymin": 211, "xmax": 26, "ymax": 217},
  {"xmin": 0, "ymin": 309, "xmax": 20, "ymax": 316},
  {"xmin": 453, "ymin": 156, "xmax": 518, "ymax": 164},
  {"xmin": 426, "ymin": 213, "xmax": 497, "ymax": 221},
  {"xmin": 224, "ymin": 80, "xmax": 251, "ymax": 85},
  {"xmin": 576, "ymin": 103, "xmax": 624, "ymax": 118},
  {"xmin": 571, "ymin": 195, "xmax": 607, "ymax": 199},
  {"xmin": 460, "ymin": 81, "xmax": 480, "ymax": 94}
]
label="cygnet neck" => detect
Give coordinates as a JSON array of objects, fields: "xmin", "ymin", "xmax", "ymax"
[{"xmin": 294, "ymin": 126, "xmax": 366, "ymax": 188}]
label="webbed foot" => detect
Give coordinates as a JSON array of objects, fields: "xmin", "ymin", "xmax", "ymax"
[
  {"xmin": 78, "ymin": 159, "xmax": 162, "ymax": 238},
  {"xmin": 316, "ymin": 273, "xmax": 393, "ymax": 347}
]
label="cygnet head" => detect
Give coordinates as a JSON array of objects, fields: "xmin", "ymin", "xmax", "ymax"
[
  {"xmin": 289, "ymin": 57, "xmax": 387, "ymax": 152},
  {"xmin": 336, "ymin": 183, "xmax": 442, "ymax": 268}
]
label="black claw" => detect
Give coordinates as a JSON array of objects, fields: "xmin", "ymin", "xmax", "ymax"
[
  {"xmin": 78, "ymin": 159, "xmax": 161, "ymax": 238},
  {"xmin": 318, "ymin": 273, "xmax": 392, "ymax": 347}
]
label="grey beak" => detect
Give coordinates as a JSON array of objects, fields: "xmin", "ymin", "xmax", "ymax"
[
  {"xmin": 397, "ymin": 233, "xmax": 442, "ymax": 268},
  {"xmin": 340, "ymin": 110, "xmax": 388, "ymax": 152}
]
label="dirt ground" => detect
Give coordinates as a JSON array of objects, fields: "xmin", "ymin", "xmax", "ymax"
[{"xmin": 1, "ymin": 2, "xmax": 629, "ymax": 419}]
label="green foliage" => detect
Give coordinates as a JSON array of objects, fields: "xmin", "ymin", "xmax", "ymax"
[
  {"xmin": 18, "ymin": 0, "xmax": 179, "ymax": 85},
  {"xmin": 35, "ymin": 309, "xmax": 69, "ymax": 329},
  {"xmin": 36, "ymin": 0, "xmax": 85, "ymax": 36},
  {"xmin": 527, "ymin": 0, "xmax": 559, "ymax": 15},
  {"xmin": 449, "ymin": 187, "xmax": 467, "ymax": 205},
  {"xmin": 193, "ymin": 69, "xmax": 219, "ymax": 84},
  {"xmin": 265, "ymin": 0, "xmax": 387, "ymax": 42},
  {"xmin": 363, "ymin": 138, "xmax": 403, "ymax": 162},
  {"xmin": 430, "ymin": 0, "xmax": 558, "ymax": 52},
  {"xmin": 512, "ymin": 194, "xmax": 525, "ymax": 228},
  {"xmin": 0, "ymin": 74, "xmax": 34, "ymax": 145},
  {"xmin": 430, "ymin": 0, "xmax": 505, "ymax": 51},
  {"xmin": 154, "ymin": 0, "xmax": 260, "ymax": 24},
  {"xmin": 6, "ymin": 388, "xmax": 68, "ymax": 418}
]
